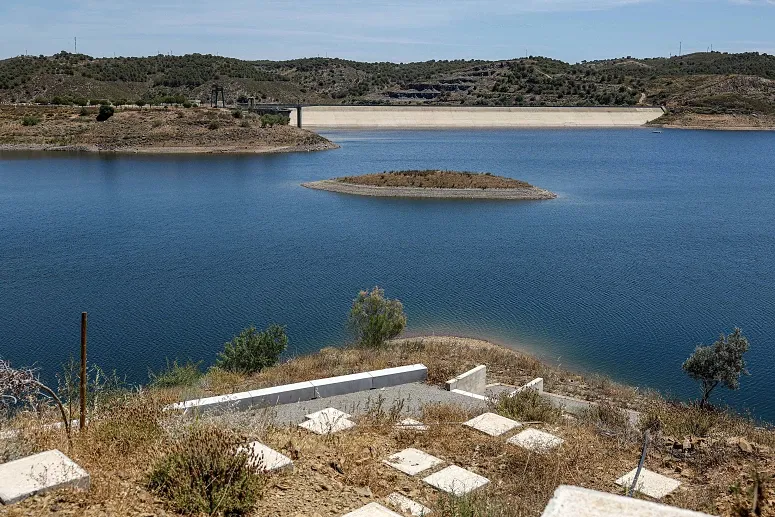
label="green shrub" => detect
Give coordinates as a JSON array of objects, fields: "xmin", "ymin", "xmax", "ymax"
[
  {"xmin": 147, "ymin": 426, "xmax": 264, "ymax": 516},
  {"xmin": 437, "ymin": 491, "xmax": 506, "ymax": 516},
  {"xmin": 21, "ymin": 115, "xmax": 41, "ymax": 126},
  {"xmin": 259, "ymin": 113, "xmax": 289, "ymax": 128},
  {"xmin": 207, "ymin": 121, "xmax": 220, "ymax": 130},
  {"xmin": 33, "ymin": 96, "xmax": 48, "ymax": 105},
  {"xmin": 232, "ymin": 109, "xmax": 243, "ymax": 119},
  {"xmin": 181, "ymin": 101, "xmax": 192, "ymax": 108},
  {"xmin": 149, "ymin": 359, "xmax": 202, "ymax": 388},
  {"xmin": 96, "ymin": 104, "xmax": 114, "ymax": 121},
  {"xmin": 73, "ymin": 97, "xmax": 88, "ymax": 106},
  {"xmin": 79, "ymin": 107, "xmax": 90, "ymax": 117},
  {"xmin": 136, "ymin": 100, "xmax": 147, "ymax": 107},
  {"xmin": 240, "ymin": 119, "xmax": 251, "ymax": 128},
  {"xmin": 348, "ymin": 287, "xmax": 406, "ymax": 348},
  {"xmin": 216, "ymin": 325, "xmax": 287, "ymax": 374},
  {"xmin": 493, "ymin": 389, "xmax": 561, "ymax": 424}
]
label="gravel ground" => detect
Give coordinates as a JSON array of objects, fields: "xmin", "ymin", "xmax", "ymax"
[{"xmin": 204, "ymin": 383, "xmax": 515, "ymax": 429}]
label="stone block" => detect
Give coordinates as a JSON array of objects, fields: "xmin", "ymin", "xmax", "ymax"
[
  {"xmin": 450, "ymin": 389, "xmax": 489, "ymax": 401},
  {"xmin": 369, "ymin": 364, "xmax": 428, "ymax": 389},
  {"xmin": 305, "ymin": 407, "xmax": 352, "ymax": 421},
  {"xmin": 386, "ymin": 492, "xmax": 432, "ymax": 516},
  {"xmin": 239, "ymin": 442, "xmax": 293, "ymax": 472},
  {"xmin": 311, "ymin": 372, "xmax": 373, "ymax": 398},
  {"xmin": 172, "ymin": 390, "xmax": 255, "ymax": 413},
  {"xmin": 446, "ymin": 365, "xmax": 487, "ymax": 394},
  {"xmin": 541, "ymin": 485, "xmax": 713, "ymax": 516},
  {"xmin": 615, "ymin": 468, "xmax": 681, "ymax": 499},
  {"xmin": 0, "ymin": 450, "xmax": 90, "ymax": 505},
  {"xmin": 514, "ymin": 377, "xmax": 544, "ymax": 394},
  {"xmin": 463, "ymin": 412, "xmax": 521, "ymax": 437},
  {"xmin": 508, "ymin": 428, "xmax": 564, "ymax": 452},
  {"xmin": 396, "ymin": 418, "xmax": 428, "ymax": 432},
  {"xmin": 342, "ymin": 502, "xmax": 404, "ymax": 516},
  {"xmin": 423, "ymin": 465, "xmax": 489, "ymax": 496},
  {"xmin": 248, "ymin": 381, "xmax": 316, "ymax": 407},
  {"xmin": 383, "ymin": 448, "xmax": 443, "ymax": 476},
  {"xmin": 298, "ymin": 416, "xmax": 356, "ymax": 435}
]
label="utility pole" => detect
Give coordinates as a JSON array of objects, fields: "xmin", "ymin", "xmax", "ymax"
[
  {"xmin": 679, "ymin": 41, "xmax": 682, "ymax": 57},
  {"xmin": 74, "ymin": 37, "xmax": 77, "ymax": 54}
]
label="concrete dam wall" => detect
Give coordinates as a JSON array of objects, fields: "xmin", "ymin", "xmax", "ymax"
[{"xmin": 293, "ymin": 106, "xmax": 664, "ymax": 129}]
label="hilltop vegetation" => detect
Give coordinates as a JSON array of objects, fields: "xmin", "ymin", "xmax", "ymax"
[{"xmin": 1, "ymin": 51, "xmax": 774, "ymax": 121}]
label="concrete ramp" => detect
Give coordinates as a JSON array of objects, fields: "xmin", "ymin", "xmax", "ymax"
[{"xmin": 293, "ymin": 106, "xmax": 663, "ymax": 129}]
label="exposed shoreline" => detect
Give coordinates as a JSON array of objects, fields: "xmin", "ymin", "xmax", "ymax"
[
  {"xmin": 301, "ymin": 179, "xmax": 557, "ymax": 200},
  {"xmin": 0, "ymin": 141, "xmax": 338, "ymax": 154}
]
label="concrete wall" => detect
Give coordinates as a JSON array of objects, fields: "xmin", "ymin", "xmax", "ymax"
[
  {"xmin": 446, "ymin": 365, "xmax": 487, "ymax": 395},
  {"xmin": 170, "ymin": 364, "xmax": 428, "ymax": 414},
  {"xmin": 541, "ymin": 485, "xmax": 713, "ymax": 517},
  {"xmin": 292, "ymin": 106, "xmax": 664, "ymax": 129}
]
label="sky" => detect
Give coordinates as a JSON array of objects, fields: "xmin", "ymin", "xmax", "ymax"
[{"xmin": 1, "ymin": 0, "xmax": 774, "ymax": 63}]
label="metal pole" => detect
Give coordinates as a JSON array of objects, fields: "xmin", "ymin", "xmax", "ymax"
[
  {"xmin": 79, "ymin": 312, "xmax": 87, "ymax": 430},
  {"xmin": 628, "ymin": 430, "xmax": 651, "ymax": 497}
]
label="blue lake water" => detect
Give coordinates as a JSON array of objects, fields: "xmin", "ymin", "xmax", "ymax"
[{"xmin": 1, "ymin": 128, "xmax": 774, "ymax": 421}]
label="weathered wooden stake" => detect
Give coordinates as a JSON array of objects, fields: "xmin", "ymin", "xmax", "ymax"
[{"xmin": 80, "ymin": 312, "xmax": 87, "ymax": 430}]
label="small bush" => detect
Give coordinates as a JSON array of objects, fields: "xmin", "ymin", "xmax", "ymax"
[
  {"xmin": 181, "ymin": 101, "xmax": 192, "ymax": 108},
  {"xmin": 437, "ymin": 491, "xmax": 506, "ymax": 517},
  {"xmin": 21, "ymin": 115, "xmax": 41, "ymax": 126},
  {"xmin": 207, "ymin": 121, "xmax": 220, "ymax": 130},
  {"xmin": 79, "ymin": 107, "xmax": 90, "ymax": 117},
  {"xmin": 136, "ymin": 100, "xmax": 147, "ymax": 107},
  {"xmin": 148, "ymin": 359, "xmax": 202, "ymax": 388},
  {"xmin": 232, "ymin": 109, "xmax": 243, "ymax": 119},
  {"xmin": 259, "ymin": 113, "xmax": 290, "ymax": 128},
  {"xmin": 33, "ymin": 96, "xmax": 48, "ymax": 105},
  {"xmin": 96, "ymin": 104, "xmax": 114, "ymax": 121},
  {"xmin": 240, "ymin": 119, "xmax": 251, "ymax": 128},
  {"xmin": 147, "ymin": 425, "xmax": 264, "ymax": 516},
  {"xmin": 348, "ymin": 287, "xmax": 406, "ymax": 348},
  {"xmin": 216, "ymin": 325, "xmax": 288, "ymax": 374},
  {"xmin": 493, "ymin": 389, "xmax": 561, "ymax": 423}
]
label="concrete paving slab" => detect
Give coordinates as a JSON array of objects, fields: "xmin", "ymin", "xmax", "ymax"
[
  {"xmin": 423, "ymin": 465, "xmax": 489, "ymax": 496},
  {"xmin": 508, "ymin": 428, "xmax": 564, "ymax": 452},
  {"xmin": 311, "ymin": 372, "xmax": 373, "ymax": 398},
  {"xmin": 342, "ymin": 502, "xmax": 404, "ymax": 516},
  {"xmin": 541, "ymin": 485, "xmax": 713, "ymax": 516},
  {"xmin": 0, "ymin": 450, "xmax": 90, "ymax": 505},
  {"xmin": 305, "ymin": 407, "xmax": 352, "ymax": 421},
  {"xmin": 298, "ymin": 416, "xmax": 356, "ymax": 435},
  {"xmin": 396, "ymin": 418, "xmax": 428, "ymax": 432},
  {"xmin": 383, "ymin": 448, "xmax": 443, "ymax": 476},
  {"xmin": 463, "ymin": 412, "xmax": 521, "ymax": 436},
  {"xmin": 370, "ymin": 364, "xmax": 428, "ymax": 389},
  {"xmin": 615, "ymin": 468, "xmax": 681, "ymax": 499},
  {"xmin": 240, "ymin": 442, "xmax": 293, "ymax": 472},
  {"xmin": 386, "ymin": 492, "xmax": 432, "ymax": 516}
]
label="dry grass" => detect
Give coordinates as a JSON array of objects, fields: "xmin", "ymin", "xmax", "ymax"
[{"xmin": 336, "ymin": 171, "xmax": 533, "ymax": 190}]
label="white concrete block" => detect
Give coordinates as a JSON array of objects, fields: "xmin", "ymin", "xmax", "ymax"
[
  {"xmin": 305, "ymin": 407, "xmax": 352, "ymax": 421},
  {"xmin": 386, "ymin": 492, "xmax": 432, "ymax": 516},
  {"xmin": 541, "ymin": 485, "xmax": 713, "ymax": 517},
  {"xmin": 396, "ymin": 418, "xmax": 428, "ymax": 432},
  {"xmin": 369, "ymin": 364, "xmax": 427, "ymax": 389},
  {"xmin": 615, "ymin": 468, "xmax": 681, "ymax": 499},
  {"xmin": 446, "ymin": 365, "xmax": 487, "ymax": 394},
  {"xmin": 0, "ymin": 450, "xmax": 90, "ymax": 504},
  {"xmin": 450, "ymin": 389, "xmax": 489, "ymax": 401},
  {"xmin": 342, "ymin": 502, "xmax": 404, "ymax": 517},
  {"xmin": 298, "ymin": 416, "xmax": 356, "ymax": 435},
  {"xmin": 508, "ymin": 428, "xmax": 564, "ymax": 452},
  {"xmin": 383, "ymin": 448, "xmax": 443, "ymax": 476},
  {"xmin": 311, "ymin": 372, "xmax": 373, "ymax": 398},
  {"xmin": 239, "ymin": 442, "xmax": 293, "ymax": 473},
  {"xmin": 464, "ymin": 412, "xmax": 521, "ymax": 437},
  {"xmin": 173, "ymin": 390, "xmax": 255, "ymax": 413},
  {"xmin": 514, "ymin": 377, "xmax": 544, "ymax": 394},
  {"xmin": 423, "ymin": 465, "xmax": 489, "ymax": 496},
  {"xmin": 248, "ymin": 381, "xmax": 316, "ymax": 407}
]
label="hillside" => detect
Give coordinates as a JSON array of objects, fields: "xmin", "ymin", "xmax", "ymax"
[{"xmin": 1, "ymin": 51, "xmax": 774, "ymax": 124}]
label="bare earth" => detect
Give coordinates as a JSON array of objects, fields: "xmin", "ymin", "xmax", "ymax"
[
  {"xmin": 651, "ymin": 112, "xmax": 775, "ymax": 131},
  {"xmin": 0, "ymin": 106, "xmax": 338, "ymax": 153},
  {"xmin": 303, "ymin": 170, "xmax": 557, "ymax": 200}
]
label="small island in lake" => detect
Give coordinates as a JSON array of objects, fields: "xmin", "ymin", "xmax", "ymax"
[{"xmin": 302, "ymin": 170, "xmax": 557, "ymax": 200}]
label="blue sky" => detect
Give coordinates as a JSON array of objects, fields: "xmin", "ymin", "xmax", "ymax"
[{"xmin": 2, "ymin": 0, "xmax": 774, "ymax": 63}]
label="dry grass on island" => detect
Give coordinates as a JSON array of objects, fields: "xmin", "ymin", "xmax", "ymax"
[
  {"xmin": 303, "ymin": 170, "xmax": 557, "ymax": 200},
  {"xmin": 0, "ymin": 105, "xmax": 338, "ymax": 154}
]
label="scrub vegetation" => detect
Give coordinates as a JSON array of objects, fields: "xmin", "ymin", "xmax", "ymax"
[{"xmin": 337, "ymin": 170, "xmax": 534, "ymax": 190}]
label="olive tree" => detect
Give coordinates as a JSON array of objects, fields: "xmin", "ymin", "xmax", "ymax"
[
  {"xmin": 348, "ymin": 287, "xmax": 406, "ymax": 348},
  {"xmin": 682, "ymin": 328, "xmax": 750, "ymax": 407},
  {"xmin": 216, "ymin": 324, "xmax": 288, "ymax": 374}
]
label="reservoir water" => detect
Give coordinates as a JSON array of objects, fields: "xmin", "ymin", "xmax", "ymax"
[{"xmin": 1, "ymin": 128, "xmax": 774, "ymax": 421}]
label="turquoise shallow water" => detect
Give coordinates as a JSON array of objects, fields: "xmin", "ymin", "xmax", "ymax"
[{"xmin": 1, "ymin": 128, "xmax": 774, "ymax": 421}]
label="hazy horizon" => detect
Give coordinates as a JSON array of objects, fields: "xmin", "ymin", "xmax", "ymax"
[{"xmin": 2, "ymin": 0, "xmax": 773, "ymax": 64}]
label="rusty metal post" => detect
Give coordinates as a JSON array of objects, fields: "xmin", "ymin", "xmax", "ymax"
[
  {"xmin": 80, "ymin": 312, "xmax": 87, "ymax": 430},
  {"xmin": 297, "ymin": 105, "xmax": 302, "ymax": 128}
]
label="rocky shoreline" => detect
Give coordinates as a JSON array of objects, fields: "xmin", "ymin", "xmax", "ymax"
[{"xmin": 301, "ymin": 179, "xmax": 557, "ymax": 200}]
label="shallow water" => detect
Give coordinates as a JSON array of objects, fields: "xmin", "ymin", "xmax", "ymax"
[{"xmin": 1, "ymin": 128, "xmax": 774, "ymax": 420}]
